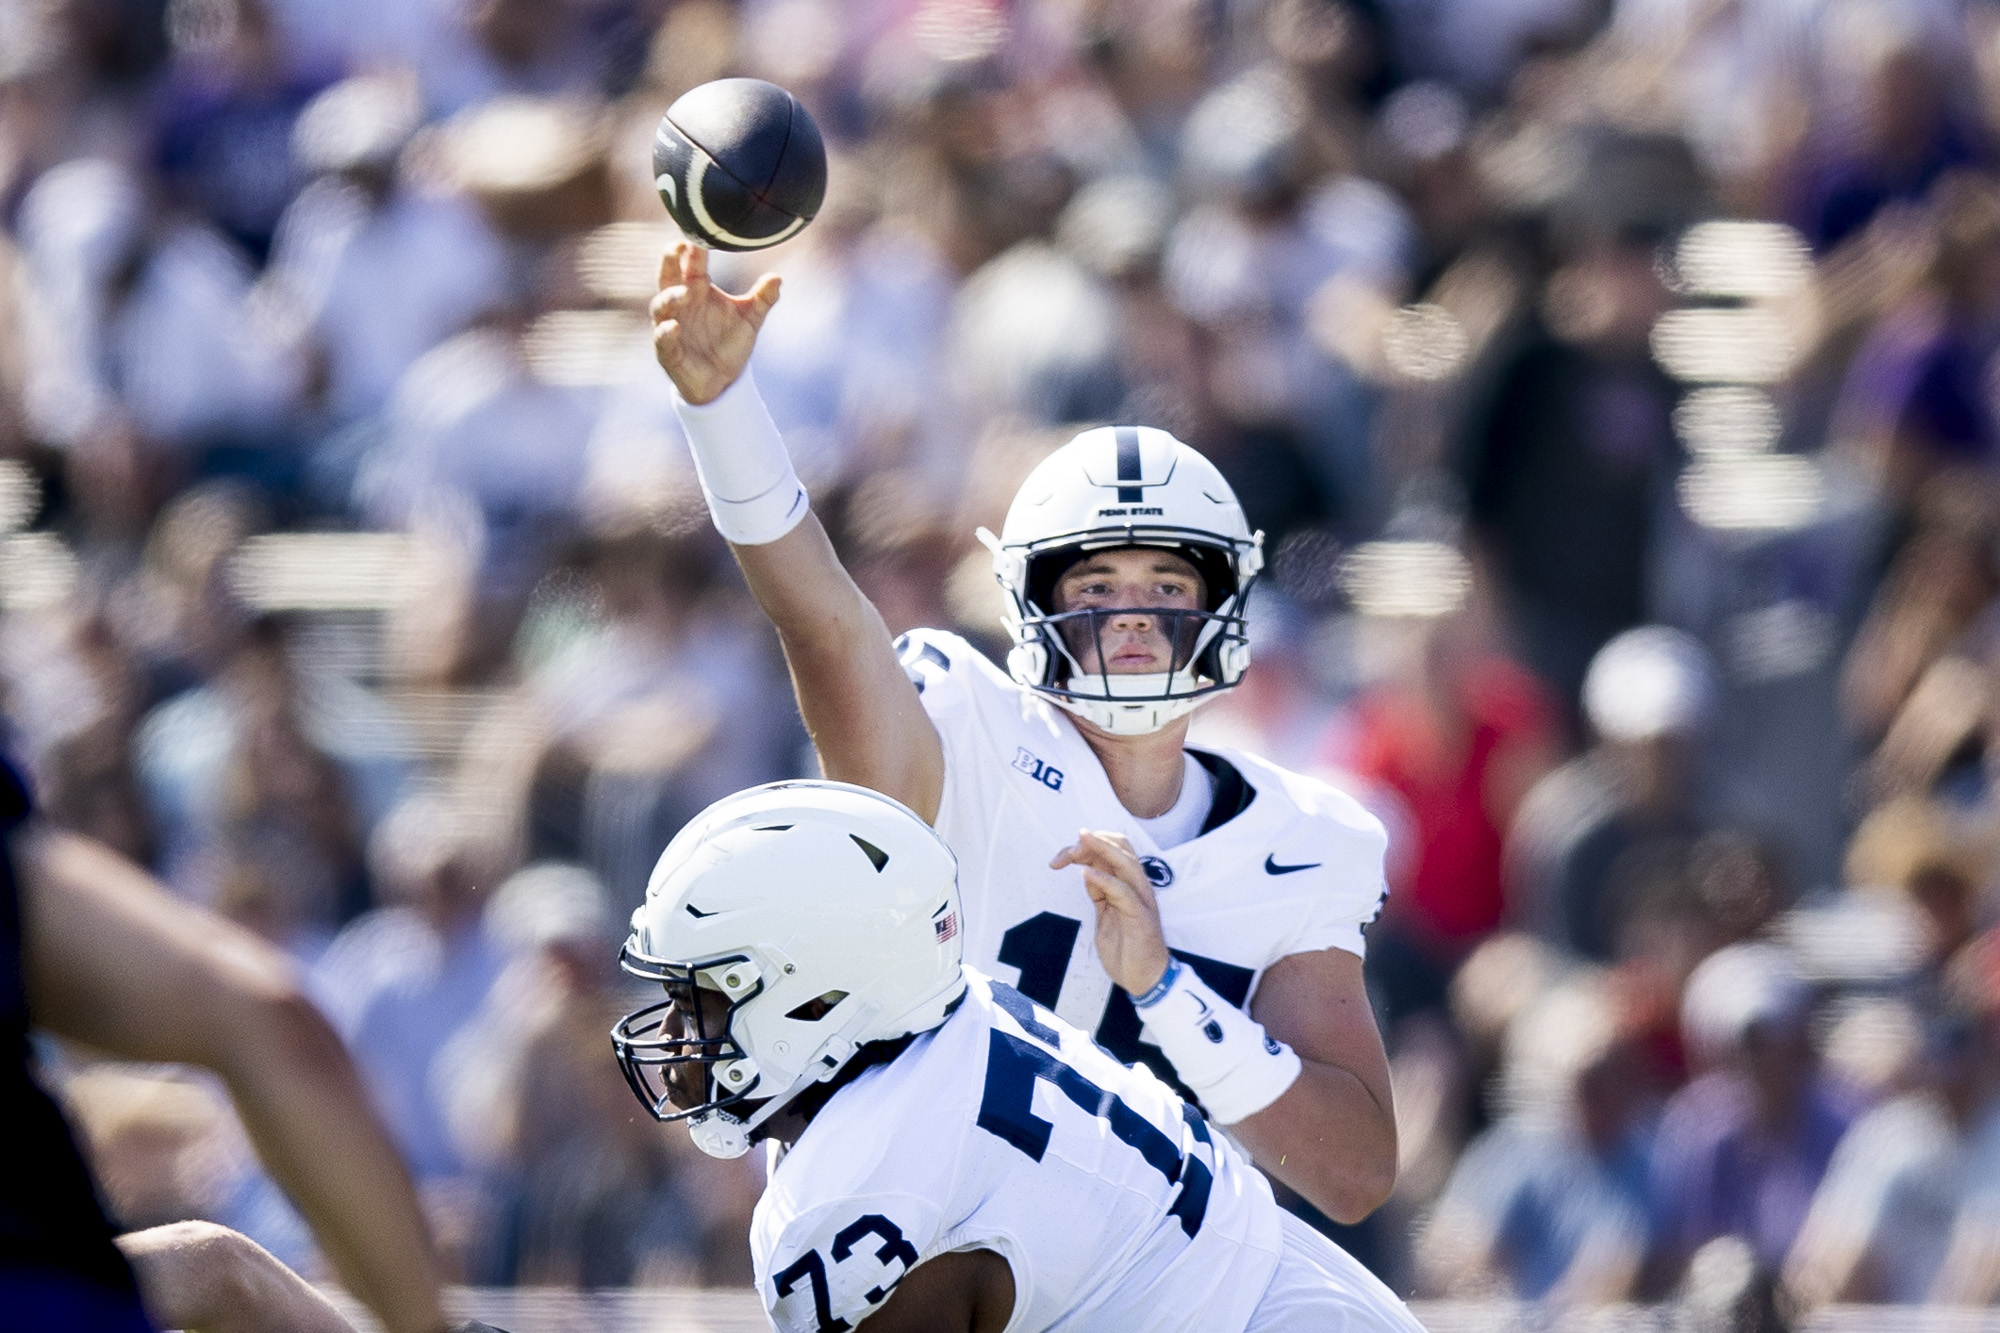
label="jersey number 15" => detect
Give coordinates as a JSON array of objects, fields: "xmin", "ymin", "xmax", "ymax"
[{"xmin": 997, "ymin": 911, "xmax": 1252, "ymax": 1109}]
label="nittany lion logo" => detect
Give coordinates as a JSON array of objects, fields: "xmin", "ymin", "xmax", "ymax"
[{"xmin": 1140, "ymin": 855, "xmax": 1173, "ymax": 889}]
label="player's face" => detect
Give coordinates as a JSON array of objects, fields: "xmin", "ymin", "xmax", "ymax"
[
  {"xmin": 1052, "ymin": 548, "xmax": 1207, "ymax": 675},
  {"xmin": 657, "ymin": 978, "xmax": 732, "ymax": 1111}
]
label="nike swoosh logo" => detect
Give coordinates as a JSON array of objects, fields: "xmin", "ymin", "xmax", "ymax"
[{"xmin": 1264, "ymin": 855, "xmax": 1321, "ymax": 875}]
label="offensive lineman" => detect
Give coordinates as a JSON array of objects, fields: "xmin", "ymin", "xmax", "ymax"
[
  {"xmin": 650, "ymin": 243, "xmax": 1395, "ymax": 1222},
  {"xmin": 612, "ymin": 781, "xmax": 1425, "ymax": 1333}
]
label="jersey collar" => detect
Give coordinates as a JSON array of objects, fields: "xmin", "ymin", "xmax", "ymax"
[{"xmin": 1189, "ymin": 748, "xmax": 1255, "ymax": 836}]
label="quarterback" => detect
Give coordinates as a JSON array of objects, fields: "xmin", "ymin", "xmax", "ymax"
[
  {"xmin": 651, "ymin": 243, "xmax": 1395, "ymax": 1222},
  {"xmin": 612, "ymin": 782, "xmax": 1425, "ymax": 1333}
]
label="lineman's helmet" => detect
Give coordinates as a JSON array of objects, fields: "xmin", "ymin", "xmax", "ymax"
[{"xmin": 611, "ymin": 781, "xmax": 964, "ymax": 1158}]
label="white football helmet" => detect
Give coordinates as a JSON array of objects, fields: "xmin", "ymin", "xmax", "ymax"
[
  {"xmin": 979, "ymin": 425, "xmax": 1264, "ymax": 735},
  {"xmin": 612, "ymin": 781, "xmax": 965, "ymax": 1159}
]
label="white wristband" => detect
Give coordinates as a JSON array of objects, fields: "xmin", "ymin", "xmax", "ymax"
[
  {"xmin": 671, "ymin": 369, "xmax": 809, "ymax": 546},
  {"xmin": 1136, "ymin": 961, "xmax": 1302, "ymax": 1124}
]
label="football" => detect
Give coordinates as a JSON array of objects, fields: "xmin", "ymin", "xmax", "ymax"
[{"xmin": 652, "ymin": 78, "xmax": 826, "ymax": 252}]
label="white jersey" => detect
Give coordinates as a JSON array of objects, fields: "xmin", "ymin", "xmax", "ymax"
[
  {"xmin": 752, "ymin": 969, "xmax": 1286, "ymax": 1333},
  {"xmin": 894, "ymin": 629, "xmax": 1389, "ymax": 1104}
]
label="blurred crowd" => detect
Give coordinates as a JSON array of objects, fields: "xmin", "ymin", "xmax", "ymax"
[{"xmin": 7, "ymin": 0, "xmax": 2000, "ymax": 1316}]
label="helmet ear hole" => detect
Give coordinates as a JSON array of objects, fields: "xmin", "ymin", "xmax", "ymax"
[
  {"xmin": 1182, "ymin": 545, "xmax": 1236, "ymax": 613},
  {"xmin": 784, "ymin": 990, "xmax": 849, "ymax": 1022},
  {"xmin": 1023, "ymin": 552, "xmax": 1067, "ymax": 621}
]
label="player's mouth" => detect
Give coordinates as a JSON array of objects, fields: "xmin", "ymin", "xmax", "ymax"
[{"xmin": 1107, "ymin": 642, "xmax": 1166, "ymax": 671}]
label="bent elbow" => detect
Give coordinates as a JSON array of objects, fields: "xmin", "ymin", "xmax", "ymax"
[
  {"xmin": 1355, "ymin": 1164, "xmax": 1399, "ymax": 1221},
  {"xmin": 1316, "ymin": 1155, "xmax": 1398, "ymax": 1226},
  {"xmin": 218, "ymin": 959, "xmax": 347, "ymax": 1078},
  {"xmin": 256, "ymin": 983, "xmax": 347, "ymax": 1066}
]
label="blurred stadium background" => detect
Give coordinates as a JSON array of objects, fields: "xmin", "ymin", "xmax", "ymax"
[
  {"xmin": 9, "ymin": 0, "xmax": 2000, "ymax": 1326},
  {"xmin": 326, "ymin": 1290, "xmax": 2000, "ymax": 1330}
]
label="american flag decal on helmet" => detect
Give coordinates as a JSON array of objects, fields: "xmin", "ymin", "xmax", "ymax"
[{"xmin": 934, "ymin": 911, "xmax": 958, "ymax": 944}]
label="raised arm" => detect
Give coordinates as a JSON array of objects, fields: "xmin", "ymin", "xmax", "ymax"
[
  {"xmin": 19, "ymin": 829, "xmax": 449, "ymax": 1333},
  {"xmin": 651, "ymin": 242, "xmax": 943, "ymax": 820}
]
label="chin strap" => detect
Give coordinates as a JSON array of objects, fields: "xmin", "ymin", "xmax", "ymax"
[
  {"xmin": 688, "ymin": 1109, "xmax": 754, "ymax": 1159},
  {"xmin": 685, "ymin": 1031, "xmax": 864, "ymax": 1160},
  {"xmin": 1047, "ymin": 686, "xmax": 1205, "ymax": 736}
]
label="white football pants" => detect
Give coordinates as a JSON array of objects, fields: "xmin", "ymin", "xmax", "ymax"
[{"xmin": 1242, "ymin": 1211, "xmax": 1430, "ymax": 1332}]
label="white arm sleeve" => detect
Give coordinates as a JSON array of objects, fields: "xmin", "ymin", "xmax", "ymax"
[
  {"xmin": 1136, "ymin": 961, "xmax": 1302, "ymax": 1124},
  {"xmin": 671, "ymin": 369, "xmax": 809, "ymax": 546}
]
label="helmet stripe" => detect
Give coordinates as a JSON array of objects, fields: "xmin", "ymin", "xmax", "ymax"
[{"xmin": 1114, "ymin": 426, "xmax": 1143, "ymax": 502}]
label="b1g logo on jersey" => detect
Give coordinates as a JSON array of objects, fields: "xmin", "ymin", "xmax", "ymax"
[{"xmin": 1012, "ymin": 747, "xmax": 1063, "ymax": 791}]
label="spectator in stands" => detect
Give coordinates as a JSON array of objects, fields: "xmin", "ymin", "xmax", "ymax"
[
  {"xmin": 1163, "ymin": 66, "xmax": 1416, "ymax": 535},
  {"xmin": 263, "ymin": 75, "xmax": 509, "ymax": 429},
  {"xmin": 1459, "ymin": 169, "xmax": 1687, "ymax": 703},
  {"xmin": 509, "ymin": 528, "xmax": 797, "ymax": 908},
  {"xmin": 1507, "ymin": 626, "xmax": 1720, "ymax": 961},
  {"xmin": 1416, "ymin": 971, "xmax": 1656, "ymax": 1304},
  {"xmin": 135, "ymin": 612, "xmax": 373, "ymax": 923},
  {"xmin": 1840, "ymin": 477, "xmax": 2000, "ymax": 752},
  {"xmin": 310, "ymin": 791, "xmax": 507, "ymax": 1267},
  {"xmin": 1789, "ymin": 18, "xmax": 1989, "ymax": 253},
  {"xmin": 1371, "ymin": 932, "xmax": 1564, "ymax": 1291},
  {"xmin": 1844, "ymin": 796, "xmax": 1989, "ymax": 980},
  {"xmin": 1333, "ymin": 559, "xmax": 1560, "ymax": 1024},
  {"xmin": 150, "ymin": 0, "xmax": 334, "ymax": 265},
  {"xmin": 1782, "ymin": 948, "xmax": 2000, "ymax": 1308},
  {"xmin": 350, "ymin": 289, "xmax": 597, "ymax": 674},
  {"xmin": 1645, "ymin": 943, "xmax": 1855, "ymax": 1295},
  {"xmin": 0, "ymin": 601, "xmax": 155, "ymax": 864},
  {"xmin": 442, "ymin": 861, "xmax": 755, "ymax": 1286},
  {"xmin": 13, "ymin": 156, "xmax": 304, "ymax": 506},
  {"xmin": 1827, "ymin": 177, "xmax": 2000, "ymax": 542}
]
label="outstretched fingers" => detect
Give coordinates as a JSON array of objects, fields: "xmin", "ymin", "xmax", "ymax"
[
  {"xmin": 745, "ymin": 273, "xmax": 782, "ymax": 328},
  {"xmin": 1062, "ymin": 830, "xmax": 1151, "ymax": 893},
  {"xmin": 649, "ymin": 241, "xmax": 771, "ymax": 404},
  {"xmin": 1052, "ymin": 827, "xmax": 1129, "ymax": 870},
  {"xmin": 681, "ymin": 239, "xmax": 710, "ymax": 287}
]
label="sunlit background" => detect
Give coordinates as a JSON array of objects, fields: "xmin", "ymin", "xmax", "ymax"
[{"xmin": 7, "ymin": 0, "xmax": 2000, "ymax": 1325}]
